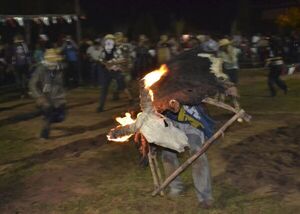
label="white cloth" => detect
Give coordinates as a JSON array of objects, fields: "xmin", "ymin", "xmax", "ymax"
[
  {"xmin": 87, "ymin": 46, "xmax": 102, "ymax": 61},
  {"xmin": 133, "ymin": 112, "xmax": 189, "ymax": 152}
]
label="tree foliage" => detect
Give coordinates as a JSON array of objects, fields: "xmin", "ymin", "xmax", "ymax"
[{"xmin": 276, "ymin": 7, "xmax": 300, "ymax": 31}]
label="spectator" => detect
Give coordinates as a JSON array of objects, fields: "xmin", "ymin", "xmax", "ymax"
[
  {"xmin": 12, "ymin": 34, "xmax": 31, "ymax": 97},
  {"xmin": 86, "ymin": 39, "xmax": 103, "ymax": 86},
  {"xmin": 62, "ymin": 35, "xmax": 81, "ymax": 87},
  {"xmin": 157, "ymin": 35, "xmax": 171, "ymax": 65}
]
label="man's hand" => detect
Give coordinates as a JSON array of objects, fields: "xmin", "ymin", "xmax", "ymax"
[
  {"xmin": 36, "ymin": 97, "xmax": 50, "ymax": 108},
  {"xmin": 225, "ymin": 86, "xmax": 239, "ymax": 97}
]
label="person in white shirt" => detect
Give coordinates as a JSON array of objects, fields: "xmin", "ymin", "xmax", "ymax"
[{"xmin": 86, "ymin": 39, "xmax": 103, "ymax": 86}]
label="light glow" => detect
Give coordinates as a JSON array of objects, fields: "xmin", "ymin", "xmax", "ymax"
[{"xmin": 143, "ymin": 64, "xmax": 168, "ymax": 89}]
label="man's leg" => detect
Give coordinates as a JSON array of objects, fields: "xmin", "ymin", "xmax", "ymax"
[
  {"xmin": 40, "ymin": 107, "xmax": 52, "ymax": 139},
  {"xmin": 98, "ymin": 70, "xmax": 111, "ymax": 112},
  {"xmin": 187, "ymin": 133, "xmax": 213, "ymax": 204},
  {"xmin": 114, "ymin": 72, "xmax": 133, "ymax": 102},
  {"xmin": 268, "ymin": 74, "xmax": 277, "ymax": 97},
  {"xmin": 161, "ymin": 149, "xmax": 184, "ymax": 195},
  {"xmin": 275, "ymin": 76, "xmax": 287, "ymax": 94}
]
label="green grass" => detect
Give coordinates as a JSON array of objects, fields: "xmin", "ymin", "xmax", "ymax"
[{"xmin": 0, "ymin": 71, "xmax": 299, "ymax": 213}]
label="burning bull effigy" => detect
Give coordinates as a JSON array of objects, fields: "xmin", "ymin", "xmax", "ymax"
[{"xmin": 107, "ymin": 47, "xmax": 251, "ymax": 206}]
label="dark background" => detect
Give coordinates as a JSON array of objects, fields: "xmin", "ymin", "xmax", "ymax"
[{"xmin": 0, "ymin": 0, "xmax": 299, "ymax": 41}]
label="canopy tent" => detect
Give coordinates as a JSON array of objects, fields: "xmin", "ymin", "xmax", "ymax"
[{"xmin": 0, "ymin": 14, "xmax": 84, "ymax": 44}]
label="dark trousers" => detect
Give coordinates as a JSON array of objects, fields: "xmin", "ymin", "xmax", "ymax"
[
  {"xmin": 268, "ymin": 71, "xmax": 287, "ymax": 96},
  {"xmin": 40, "ymin": 105, "xmax": 66, "ymax": 139},
  {"xmin": 98, "ymin": 70, "xmax": 126, "ymax": 110},
  {"xmin": 66, "ymin": 61, "xmax": 81, "ymax": 87},
  {"xmin": 224, "ymin": 68, "xmax": 238, "ymax": 84},
  {"xmin": 14, "ymin": 64, "xmax": 29, "ymax": 93},
  {"xmin": 90, "ymin": 63, "xmax": 105, "ymax": 87}
]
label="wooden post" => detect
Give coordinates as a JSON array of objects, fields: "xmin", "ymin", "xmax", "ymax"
[
  {"xmin": 75, "ymin": 0, "xmax": 82, "ymax": 84},
  {"xmin": 75, "ymin": 0, "xmax": 82, "ymax": 44},
  {"xmin": 202, "ymin": 98, "xmax": 252, "ymax": 122},
  {"xmin": 148, "ymin": 147, "xmax": 164, "ymax": 196},
  {"xmin": 152, "ymin": 110, "xmax": 245, "ymax": 196},
  {"xmin": 24, "ymin": 19, "xmax": 31, "ymax": 46}
]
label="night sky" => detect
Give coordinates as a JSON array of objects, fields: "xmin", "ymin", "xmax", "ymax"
[
  {"xmin": 80, "ymin": 0, "xmax": 239, "ymax": 34},
  {"xmin": 1, "ymin": 0, "xmax": 298, "ymax": 40}
]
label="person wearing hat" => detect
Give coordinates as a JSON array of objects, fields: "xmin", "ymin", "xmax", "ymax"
[
  {"xmin": 12, "ymin": 34, "xmax": 31, "ymax": 97},
  {"xmin": 29, "ymin": 48, "xmax": 66, "ymax": 139},
  {"xmin": 218, "ymin": 38, "xmax": 241, "ymax": 109},
  {"xmin": 62, "ymin": 35, "xmax": 81, "ymax": 87},
  {"xmin": 157, "ymin": 34, "xmax": 171, "ymax": 65},
  {"xmin": 265, "ymin": 49, "xmax": 288, "ymax": 97},
  {"xmin": 97, "ymin": 34, "xmax": 133, "ymax": 112},
  {"xmin": 218, "ymin": 38, "xmax": 240, "ymax": 84}
]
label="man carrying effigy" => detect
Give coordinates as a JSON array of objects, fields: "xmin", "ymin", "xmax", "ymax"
[{"xmin": 108, "ymin": 47, "xmax": 249, "ymax": 209}]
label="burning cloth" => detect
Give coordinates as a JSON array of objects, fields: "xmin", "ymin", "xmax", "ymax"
[
  {"xmin": 108, "ymin": 47, "xmax": 231, "ymax": 152},
  {"xmin": 108, "ymin": 89, "xmax": 189, "ymax": 152}
]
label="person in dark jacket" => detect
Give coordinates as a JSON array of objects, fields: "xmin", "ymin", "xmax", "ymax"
[
  {"xmin": 29, "ymin": 49, "xmax": 66, "ymax": 139},
  {"xmin": 266, "ymin": 50, "xmax": 288, "ymax": 97},
  {"xmin": 12, "ymin": 35, "xmax": 31, "ymax": 97},
  {"xmin": 62, "ymin": 35, "xmax": 81, "ymax": 87}
]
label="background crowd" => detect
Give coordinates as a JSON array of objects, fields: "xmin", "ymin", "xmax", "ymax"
[{"xmin": 0, "ymin": 32, "xmax": 299, "ymax": 95}]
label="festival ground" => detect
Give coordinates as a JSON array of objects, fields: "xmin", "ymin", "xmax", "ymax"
[{"xmin": 0, "ymin": 69, "xmax": 299, "ymax": 214}]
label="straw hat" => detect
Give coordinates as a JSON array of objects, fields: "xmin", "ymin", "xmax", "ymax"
[
  {"xmin": 160, "ymin": 35, "xmax": 168, "ymax": 42},
  {"xmin": 44, "ymin": 48, "xmax": 63, "ymax": 63},
  {"xmin": 219, "ymin": 38, "xmax": 231, "ymax": 47},
  {"xmin": 196, "ymin": 34, "xmax": 206, "ymax": 43},
  {"xmin": 14, "ymin": 35, "xmax": 24, "ymax": 43},
  {"xmin": 104, "ymin": 34, "xmax": 115, "ymax": 40},
  {"xmin": 139, "ymin": 34, "xmax": 148, "ymax": 42}
]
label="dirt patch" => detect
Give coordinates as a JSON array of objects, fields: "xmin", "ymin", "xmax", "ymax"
[{"xmin": 219, "ymin": 123, "xmax": 300, "ymax": 197}]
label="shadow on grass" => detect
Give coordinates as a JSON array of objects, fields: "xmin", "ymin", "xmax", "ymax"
[
  {"xmin": 0, "ymin": 100, "xmax": 98, "ymax": 128},
  {"xmin": 0, "ymin": 133, "xmax": 107, "ymax": 209}
]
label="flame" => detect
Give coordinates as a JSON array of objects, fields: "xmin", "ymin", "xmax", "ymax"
[
  {"xmin": 143, "ymin": 64, "xmax": 168, "ymax": 89},
  {"xmin": 149, "ymin": 90, "xmax": 154, "ymax": 101},
  {"xmin": 108, "ymin": 65, "xmax": 168, "ymax": 142},
  {"xmin": 116, "ymin": 112, "xmax": 135, "ymax": 126},
  {"xmin": 107, "ymin": 112, "xmax": 136, "ymax": 142}
]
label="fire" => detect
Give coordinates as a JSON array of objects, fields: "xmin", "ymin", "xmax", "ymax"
[
  {"xmin": 116, "ymin": 112, "xmax": 135, "ymax": 126},
  {"xmin": 107, "ymin": 112, "xmax": 136, "ymax": 142},
  {"xmin": 108, "ymin": 65, "xmax": 168, "ymax": 142},
  {"xmin": 143, "ymin": 64, "xmax": 168, "ymax": 89},
  {"xmin": 149, "ymin": 90, "xmax": 154, "ymax": 101}
]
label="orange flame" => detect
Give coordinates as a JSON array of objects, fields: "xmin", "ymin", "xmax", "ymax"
[
  {"xmin": 143, "ymin": 64, "xmax": 168, "ymax": 89},
  {"xmin": 107, "ymin": 113, "xmax": 136, "ymax": 142},
  {"xmin": 108, "ymin": 65, "xmax": 168, "ymax": 142},
  {"xmin": 116, "ymin": 112, "xmax": 135, "ymax": 126}
]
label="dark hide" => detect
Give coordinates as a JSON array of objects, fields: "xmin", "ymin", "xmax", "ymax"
[{"xmin": 150, "ymin": 47, "xmax": 224, "ymax": 107}]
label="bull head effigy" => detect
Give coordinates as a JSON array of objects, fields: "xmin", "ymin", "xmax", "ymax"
[{"xmin": 107, "ymin": 47, "xmax": 251, "ymax": 196}]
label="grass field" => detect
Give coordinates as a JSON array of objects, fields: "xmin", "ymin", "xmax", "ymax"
[{"xmin": 0, "ymin": 69, "xmax": 299, "ymax": 214}]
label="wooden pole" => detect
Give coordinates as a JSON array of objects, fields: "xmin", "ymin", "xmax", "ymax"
[
  {"xmin": 202, "ymin": 98, "xmax": 251, "ymax": 122},
  {"xmin": 153, "ymin": 153, "xmax": 164, "ymax": 191},
  {"xmin": 24, "ymin": 20, "xmax": 31, "ymax": 46},
  {"xmin": 152, "ymin": 110, "xmax": 245, "ymax": 196},
  {"xmin": 148, "ymin": 147, "xmax": 164, "ymax": 196},
  {"xmin": 75, "ymin": 0, "xmax": 82, "ymax": 84},
  {"xmin": 75, "ymin": 0, "xmax": 82, "ymax": 44}
]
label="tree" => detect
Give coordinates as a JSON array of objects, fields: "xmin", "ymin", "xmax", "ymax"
[{"xmin": 276, "ymin": 7, "xmax": 300, "ymax": 31}]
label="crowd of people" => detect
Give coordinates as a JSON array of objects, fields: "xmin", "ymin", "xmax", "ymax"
[
  {"xmin": 0, "ymin": 31, "xmax": 298, "ymax": 139},
  {"xmin": 1, "ymin": 32, "xmax": 300, "ymax": 89},
  {"xmin": 0, "ymin": 31, "xmax": 298, "ymax": 209}
]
